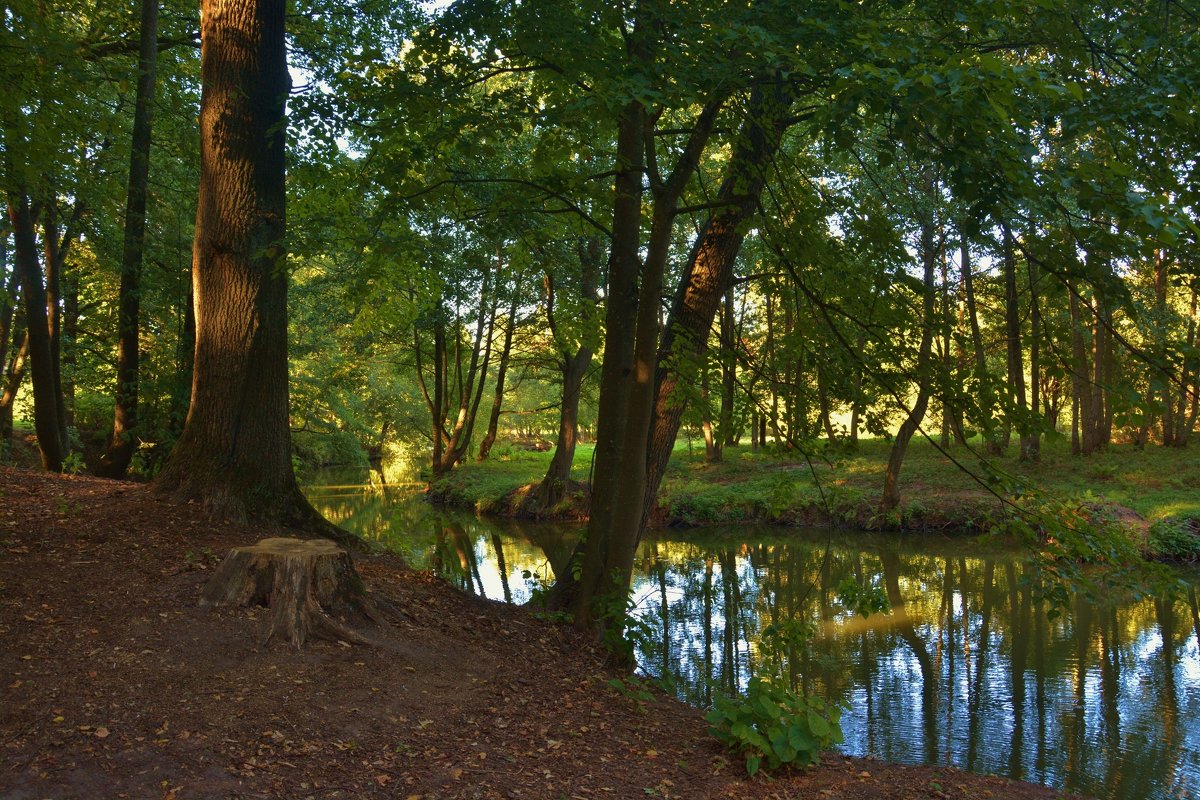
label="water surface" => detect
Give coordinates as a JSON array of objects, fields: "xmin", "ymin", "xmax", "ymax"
[{"xmin": 306, "ymin": 469, "xmax": 1200, "ymax": 800}]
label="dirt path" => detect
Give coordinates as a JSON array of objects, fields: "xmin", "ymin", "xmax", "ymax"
[{"xmin": 0, "ymin": 467, "xmax": 1082, "ymax": 799}]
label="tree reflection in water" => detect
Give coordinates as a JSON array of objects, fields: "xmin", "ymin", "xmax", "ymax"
[{"xmin": 305, "ymin": 475, "xmax": 1200, "ymax": 800}]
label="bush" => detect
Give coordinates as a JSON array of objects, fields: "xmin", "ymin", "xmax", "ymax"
[
  {"xmin": 1148, "ymin": 517, "xmax": 1200, "ymax": 560},
  {"xmin": 706, "ymin": 676, "xmax": 843, "ymax": 777}
]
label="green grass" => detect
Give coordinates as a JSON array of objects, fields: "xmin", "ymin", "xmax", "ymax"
[{"xmin": 429, "ymin": 434, "xmax": 1200, "ymax": 539}]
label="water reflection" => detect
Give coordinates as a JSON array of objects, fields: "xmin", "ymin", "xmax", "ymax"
[{"xmin": 307, "ymin": 471, "xmax": 1200, "ymax": 800}]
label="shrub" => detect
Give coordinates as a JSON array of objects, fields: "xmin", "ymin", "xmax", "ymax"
[
  {"xmin": 706, "ymin": 676, "xmax": 843, "ymax": 776},
  {"xmin": 1148, "ymin": 517, "xmax": 1200, "ymax": 560}
]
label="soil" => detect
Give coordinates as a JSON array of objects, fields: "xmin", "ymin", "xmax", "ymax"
[{"xmin": 1, "ymin": 466, "xmax": 1085, "ymax": 800}]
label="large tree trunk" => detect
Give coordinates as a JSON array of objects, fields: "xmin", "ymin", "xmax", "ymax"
[
  {"xmin": 563, "ymin": 91, "xmax": 723, "ymax": 640},
  {"xmin": 571, "ymin": 95, "xmax": 647, "ymax": 636},
  {"xmin": 99, "ymin": 0, "xmax": 159, "ymax": 478},
  {"xmin": 7, "ymin": 195, "xmax": 65, "ymax": 471},
  {"xmin": 155, "ymin": 0, "xmax": 345, "ymax": 545}
]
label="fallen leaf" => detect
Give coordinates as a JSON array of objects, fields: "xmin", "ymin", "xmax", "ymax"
[{"xmin": 95, "ymin": 727, "xmax": 110, "ymax": 739}]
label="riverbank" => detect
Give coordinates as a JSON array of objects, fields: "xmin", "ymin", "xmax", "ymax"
[
  {"xmin": 0, "ymin": 466, "xmax": 1082, "ymax": 799},
  {"xmin": 429, "ymin": 438, "xmax": 1200, "ymax": 555}
]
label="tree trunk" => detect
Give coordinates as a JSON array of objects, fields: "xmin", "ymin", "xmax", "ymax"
[
  {"xmin": 0, "ymin": 324, "xmax": 28, "ymax": 457},
  {"xmin": 478, "ymin": 290, "xmax": 518, "ymax": 461},
  {"xmin": 171, "ymin": 275, "xmax": 196, "ymax": 436},
  {"xmin": 1026, "ymin": 249, "xmax": 1040, "ymax": 461},
  {"xmin": 959, "ymin": 225, "xmax": 992, "ymax": 449},
  {"xmin": 1177, "ymin": 283, "xmax": 1198, "ymax": 446},
  {"xmin": 41, "ymin": 202, "xmax": 70, "ymax": 453},
  {"xmin": 719, "ymin": 286, "xmax": 736, "ymax": 447},
  {"xmin": 1069, "ymin": 281, "xmax": 1091, "ymax": 454},
  {"xmin": 100, "ymin": 0, "xmax": 159, "ymax": 478},
  {"xmin": 536, "ymin": 239, "xmax": 601, "ymax": 504},
  {"xmin": 571, "ymin": 95, "xmax": 647, "ymax": 636},
  {"xmin": 1002, "ymin": 225, "xmax": 1028, "ymax": 458},
  {"xmin": 6, "ymin": 195, "xmax": 65, "ymax": 471},
  {"xmin": 154, "ymin": 0, "xmax": 345, "ymax": 544},
  {"xmin": 537, "ymin": 347, "xmax": 591, "ymax": 506},
  {"xmin": 643, "ymin": 81, "xmax": 792, "ymax": 527},
  {"xmin": 879, "ymin": 198, "xmax": 937, "ymax": 514}
]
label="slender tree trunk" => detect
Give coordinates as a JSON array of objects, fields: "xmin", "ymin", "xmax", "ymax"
[
  {"xmin": 6, "ymin": 195, "xmax": 65, "ymax": 471},
  {"xmin": 537, "ymin": 346, "xmax": 591, "ymax": 504},
  {"xmin": 154, "ymin": 0, "xmax": 344, "ymax": 544},
  {"xmin": 1002, "ymin": 225, "xmax": 1029, "ymax": 458},
  {"xmin": 816, "ymin": 360, "xmax": 836, "ymax": 444},
  {"xmin": 42, "ymin": 203, "xmax": 69, "ymax": 452},
  {"xmin": 1027, "ymin": 253, "xmax": 1040, "ymax": 461},
  {"xmin": 961, "ymin": 227, "xmax": 997, "ymax": 453},
  {"xmin": 1069, "ymin": 281, "xmax": 1092, "ymax": 454},
  {"xmin": 719, "ymin": 286, "xmax": 736, "ymax": 447},
  {"xmin": 0, "ymin": 233, "xmax": 15, "ymax": 391},
  {"xmin": 643, "ymin": 81, "xmax": 793, "ymax": 526},
  {"xmin": 1091, "ymin": 295, "xmax": 1110, "ymax": 451},
  {"xmin": 535, "ymin": 238, "xmax": 601, "ymax": 501},
  {"xmin": 879, "ymin": 197, "xmax": 937, "ymax": 514},
  {"xmin": 1177, "ymin": 284, "xmax": 1198, "ymax": 446},
  {"xmin": 701, "ymin": 378, "xmax": 720, "ymax": 462},
  {"xmin": 0, "ymin": 324, "xmax": 28, "ymax": 457},
  {"xmin": 478, "ymin": 292, "xmax": 518, "ymax": 461},
  {"xmin": 100, "ymin": 0, "xmax": 159, "ymax": 477}
]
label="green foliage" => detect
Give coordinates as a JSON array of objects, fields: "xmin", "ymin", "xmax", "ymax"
[
  {"xmin": 706, "ymin": 677, "xmax": 844, "ymax": 777},
  {"xmin": 836, "ymin": 577, "xmax": 891, "ymax": 617},
  {"xmin": 60, "ymin": 451, "xmax": 87, "ymax": 475},
  {"xmin": 1148, "ymin": 517, "xmax": 1200, "ymax": 561}
]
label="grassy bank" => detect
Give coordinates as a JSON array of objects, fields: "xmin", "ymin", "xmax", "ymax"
[{"xmin": 430, "ymin": 436, "xmax": 1200, "ymax": 549}]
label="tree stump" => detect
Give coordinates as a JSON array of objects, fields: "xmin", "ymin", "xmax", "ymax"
[{"xmin": 200, "ymin": 537, "xmax": 385, "ymax": 648}]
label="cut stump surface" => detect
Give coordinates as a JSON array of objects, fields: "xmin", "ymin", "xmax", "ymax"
[{"xmin": 200, "ymin": 537, "xmax": 385, "ymax": 647}]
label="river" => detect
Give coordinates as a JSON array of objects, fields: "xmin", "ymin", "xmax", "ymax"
[{"xmin": 306, "ymin": 469, "xmax": 1200, "ymax": 800}]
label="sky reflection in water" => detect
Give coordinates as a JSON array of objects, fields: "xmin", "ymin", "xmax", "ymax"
[{"xmin": 307, "ymin": 474, "xmax": 1200, "ymax": 800}]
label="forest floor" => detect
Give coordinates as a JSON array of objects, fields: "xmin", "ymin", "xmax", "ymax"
[
  {"xmin": 429, "ymin": 437, "xmax": 1200, "ymax": 548},
  {"xmin": 0, "ymin": 466, "xmax": 1085, "ymax": 800}
]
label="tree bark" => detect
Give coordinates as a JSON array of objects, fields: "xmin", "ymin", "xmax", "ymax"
[
  {"xmin": 200, "ymin": 537, "xmax": 384, "ymax": 648},
  {"xmin": 1069, "ymin": 280, "xmax": 1091, "ymax": 454},
  {"xmin": 477, "ymin": 289, "xmax": 518, "ymax": 461},
  {"xmin": 7, "ymin": 195, "xmax": 65, "ymax": 471},
  {"xmin": 1026, "ymin": 246, "xmax": 1040, "ymax": 460},
  {"xmin": 41, "ymin": 202, "xmax": 70, "ymax": 452},
  {"xmin": 154, "ymin": 0, "xmax": 347, "ymax": 545},
  {"xmin": 879, "ymin": 196, "xmax": 937, "ymax": 514},
  {"xmin": 719, "ymin": 286, "xmax": 736, "ymax": 447},
  {"xmin": 1002, "ymin": 226, "xmax": 1031, "ymax": 461},
  {"xmin": 642, "ymin": 81, "xmax": 793, "ymax": 526},
  {"xmin": 100, "ymin": 0, "xmax": 159, "ymax": 478}
]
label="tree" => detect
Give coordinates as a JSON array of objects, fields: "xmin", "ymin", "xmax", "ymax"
[
  {"xmin": 99, "ymin": 0, "xmax": 160, "ymax": 478},
  {"xmin": 154, "ymin": 0, "xmax": 343, "ymax": 540}
]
